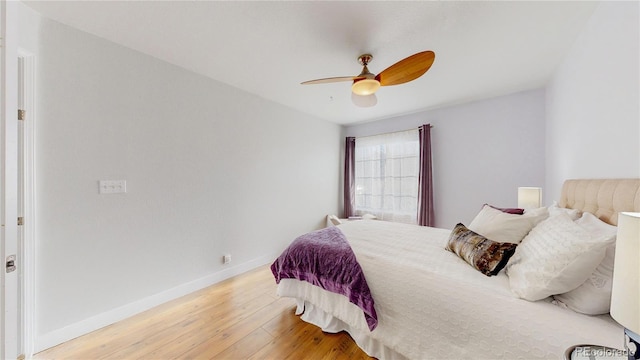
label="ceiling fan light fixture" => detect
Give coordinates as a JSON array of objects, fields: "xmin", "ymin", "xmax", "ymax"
[
  {"xmin": 301, "ymin": 50, "xmax": 435, "ymax": 105},
  {"xmin": 352, "ymin": 78, "xmax": 380, "ymax": 96}
]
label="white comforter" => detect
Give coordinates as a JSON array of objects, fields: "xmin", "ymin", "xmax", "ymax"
[{"xmin": 276, "ymin": 220, "xmax": 623, "ymax": 359}]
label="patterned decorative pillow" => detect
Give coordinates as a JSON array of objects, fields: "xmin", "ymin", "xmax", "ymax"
[{"xmin": 446, "ymin": 223, "xmax": 518, "ymax": 276}]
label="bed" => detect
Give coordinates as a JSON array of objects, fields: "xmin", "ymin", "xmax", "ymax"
[{"xmin": 271, "ymin": 179, "xmax": 640, "ymax": 359}]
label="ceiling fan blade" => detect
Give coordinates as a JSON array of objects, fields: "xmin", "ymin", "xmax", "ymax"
[
  {"xmin": 375, "ymin": 51, "xmax": 435, "ymax": 86},
  {"xmin": 301, "ymin": 76, "xmax": 362, "ymax": 85},
  {"xmin": 351, "ymin": 93, "xmax": 377, "ymax": 107}
]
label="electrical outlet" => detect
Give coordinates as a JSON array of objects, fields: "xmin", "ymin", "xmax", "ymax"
[
  {"xmin": 223, "ymin": 254, "xmax": 231, "ymax": 264},
  {"xmin": 99, "ymin": 180, "xmax": 127, "ymax": 194}
]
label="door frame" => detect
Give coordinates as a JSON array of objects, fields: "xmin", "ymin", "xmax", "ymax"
[
  {"xmin": 1, "ymin": 0, "xmax": 21, "ymax": 358},
  {"xmin": 18, "ymin": 50, "xmax": 36, "ymax": 359}
]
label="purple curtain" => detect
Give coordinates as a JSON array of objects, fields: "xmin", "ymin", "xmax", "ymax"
[
  {"xmin": 344, "ymin": 137, "xmax": 356, "ymax": 218},
  {"xmin": 417, "ymin": 125, "xmax": 434, "ymax": 226}
]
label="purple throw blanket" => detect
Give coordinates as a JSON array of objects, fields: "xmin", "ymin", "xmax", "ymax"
[{"xmin": 270, "ymin": 226, "xmax": 378, "ymax": 331}]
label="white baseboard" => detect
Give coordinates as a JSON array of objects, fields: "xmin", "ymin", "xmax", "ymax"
[{"xmin": 34, "ymin": 252, "xmax": 279, "ymax": 353}]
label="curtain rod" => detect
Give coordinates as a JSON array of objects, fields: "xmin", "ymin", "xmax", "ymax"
[{"xmin": 351, "ymin": 124, "xmax": 433, "ymax": 139}]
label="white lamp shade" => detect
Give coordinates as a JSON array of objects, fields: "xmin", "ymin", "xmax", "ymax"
[
  {"xmin": 517, "ymin": 187, "xmax": 542, "ymax": 209},
  {"xmin": 351, "ymin": 92, "xmax": 377, "ymax": 107},
  {"xmin": 610, "ymin": 212, "xmax": 640, "ymax": 334}
]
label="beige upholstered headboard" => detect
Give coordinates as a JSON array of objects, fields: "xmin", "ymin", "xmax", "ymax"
[{"xmin": 559, "ymin": 179, "xmax": 640, "ymax": 226}]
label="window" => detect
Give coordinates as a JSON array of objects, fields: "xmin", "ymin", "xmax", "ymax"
[{"xmin": 354, "ymin": 129, "xmax": 419, "ymax": 224}]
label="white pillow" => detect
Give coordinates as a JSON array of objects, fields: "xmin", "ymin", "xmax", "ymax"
[
  {"xmin": 554, "ymin": 245, "xmax": 615, "ymax": 314},
  {"xmin": 506, "ymin": 212, "xmax": 615, "ymax": 301},
  {"xmin": 553, "ymin": 213, "xmax": 618, "ymax": 315},
  {"xmin": 468, "ymin": 205, "xmax": 548, "ymax": 244},
  {"xmin": 547, "ymin": 201, "xmax": 582, "ymax": 220},
  {"xmin": 575, "ymin": 212, "xmax": 617, "ymax": 238}
]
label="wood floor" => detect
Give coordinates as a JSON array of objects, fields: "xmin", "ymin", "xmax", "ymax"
[{"xmin": 34, "ymin": 266, "xmax": 373, "ymax": 360}]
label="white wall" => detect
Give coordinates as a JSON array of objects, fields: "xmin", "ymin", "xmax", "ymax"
[
  {"xmin": 25, "ymin": 13, "xmax": 341, "ymax": 350},
  {"xmin": 345, "ymin": 89, "xmax": 546, "ymax": 229},
  {"xmin": 17, "ymin": 2, "xmax": 39, "ymax": 52},
  {"xmin": 545, "ymin": 1, "xmax": 639, "ymax": 202}
]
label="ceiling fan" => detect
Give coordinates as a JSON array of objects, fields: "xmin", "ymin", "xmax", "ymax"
[{"xmin": 301, "ymin": 50, "xmax": 435, "ymax": 107}]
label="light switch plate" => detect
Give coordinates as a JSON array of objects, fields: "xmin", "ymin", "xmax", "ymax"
[{"xmin": 99, "ymin": 180, "xmax": 126, "ymax": 194}]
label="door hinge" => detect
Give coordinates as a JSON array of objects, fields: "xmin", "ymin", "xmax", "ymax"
[
  {"xmin": 6, "ymin": 255, "xmax": 16, "ymax": 273},
  {"xmin": 18, "ymin": 216, "xmax": 24, "ymax": 226},
  {"xmin": 18, "ymin": 109, "xmax": 26, "ymax": 121}
]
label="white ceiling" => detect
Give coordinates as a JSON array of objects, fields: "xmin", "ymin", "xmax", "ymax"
[{"xmin": 24, "ymin": 1, "xmax": 598, "ymax": 125}]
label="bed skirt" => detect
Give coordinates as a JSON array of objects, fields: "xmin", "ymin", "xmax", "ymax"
[{"xmin": 295, "ymin": 299, "xmax": 407, "ymax": 360}]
